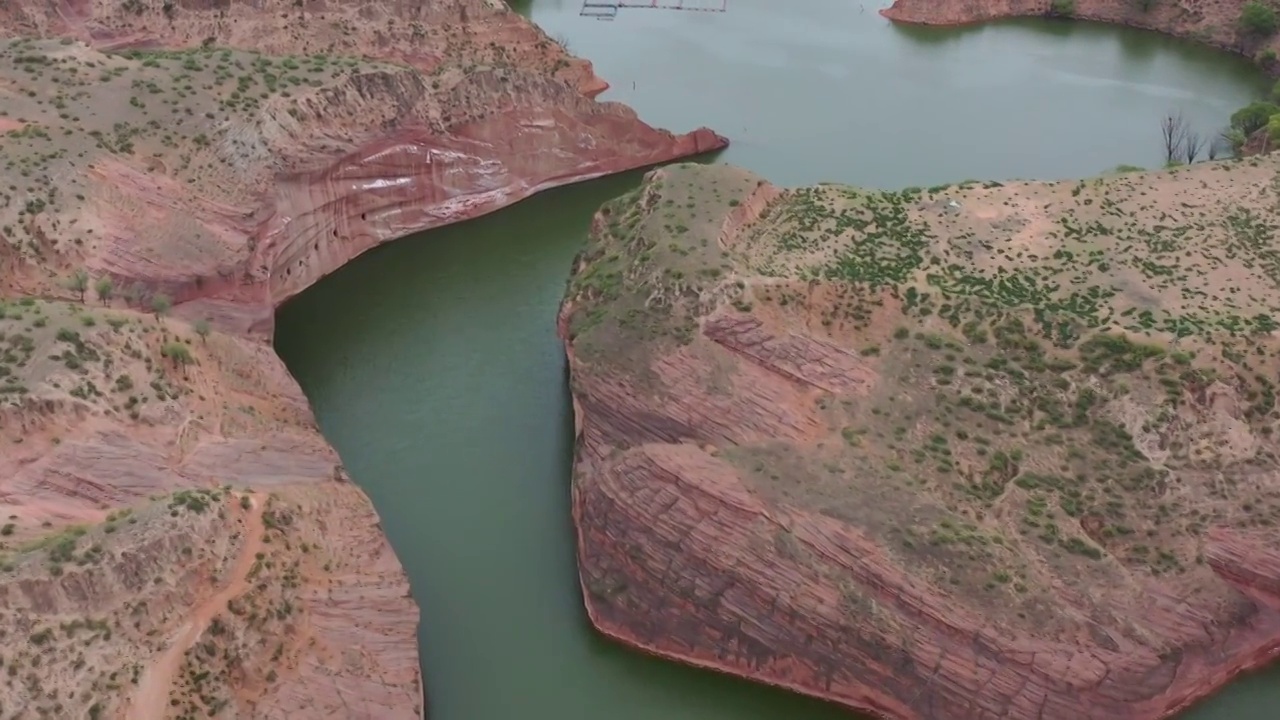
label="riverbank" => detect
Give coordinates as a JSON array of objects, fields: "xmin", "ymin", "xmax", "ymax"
[
  {"xmin": 560, "ymin": 159, "xmax": 1280, "ymax": 720},
  {"xmin": 2, "ymin": 0, "xmax": 1273, "ymax": 716},
  {"xmin": 0, "ymin": 0, "xmax": 724, "ymax": 715},
  {"xmin": 881, "ymin": 0, "xmax": 1280, "ymax": 67}
]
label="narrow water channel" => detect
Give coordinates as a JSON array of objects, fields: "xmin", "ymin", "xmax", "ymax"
[{"xmin": 274, "ymin": 3, "xmax": 1277, "ymax": 718}]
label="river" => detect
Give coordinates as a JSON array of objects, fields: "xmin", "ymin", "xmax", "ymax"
[{"xmin": 272, "ymin": 2, "xmax": 1277, "ymax": 718}]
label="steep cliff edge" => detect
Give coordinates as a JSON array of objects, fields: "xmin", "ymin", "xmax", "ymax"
[
  {"xmin": 0, "ymin": 1, "xmax": 725, "ymax": 716},
  {"xmin": 0, "ymin": 301, "xmax": 420, "ymax": 718},
  {"xmin": 0, "ymin": 0, "xmax": 726, "ymax": 333},
  {"xmin": 560, "ymin": 161, "xmax": 1280, "ymax": 719},
  {"xmin": 882, "ymin": 0, "xmax": 1280, "ymax": 60}
]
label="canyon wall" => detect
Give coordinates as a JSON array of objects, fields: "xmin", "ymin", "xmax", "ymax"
[
  {"xmin": 0, "ymin": 1, "xmax": 726, "ymax": 716},
  {"xmin": 0, "ymin": 0, "xmax": 726, "ymax": 331},
  {"xmin": 560, "ymin": 161, "xmax": 1280, "ymax": 720}
]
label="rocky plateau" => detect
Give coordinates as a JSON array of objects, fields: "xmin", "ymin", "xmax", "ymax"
[
  {"xmin": 0, "ymin": 0, "xmax": 724, "ymax": 717},
  {"xmin": 561, "ymin": 160, "xmax": 1280, "ymax": 720}
]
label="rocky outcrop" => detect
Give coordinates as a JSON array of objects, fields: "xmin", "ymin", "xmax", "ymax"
[
  {"xmin": 882, "ymin": 0, "xmax": 1280, "ymax": 61},
  {"xmin": 0, "ymin": 301, "xmax": 423, "ymax": 718},
  {"xmin": 561, "ymin": 161, "xmax": 1280, "ymax": 719},
  {"xmin": 0, "ymin": 1, "xmax": 726, "ymax": 716},
  {"xmin": 252, "ymin": 90, "xmax": 723, "ymax": 318},
  {"xmin": 0, "ymin": 0, "xmax": 727, "ymax": 332},
  {"xmin": 80, "ymin": 60, "xmax": 724, "ymax": 335}
]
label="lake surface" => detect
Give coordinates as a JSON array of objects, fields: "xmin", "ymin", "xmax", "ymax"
[{"xmin": 274, "ymin": 2, "xmax": 1277, "ymax": 718}]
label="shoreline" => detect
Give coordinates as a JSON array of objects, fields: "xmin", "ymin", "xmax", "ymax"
[
  {"xmin": 134, "ymin": 3, "xmax": 1273, "ymax": 715},
  {"xmin": 558, "ymin": 158, "xmax": 1280, "ymax": 720},
  {"xmin": 3, "ymin": 0, "xmax": 1274, "ymax": 715},
  {"xmin": 0, "ymin": 1, "xmax": 727, "ymax": 714},
  {"xmin": 246, "ymin": 4, "xmax": 1274, "ymax": 717},
  {"xmin": 880, "ymin": 0, "xmax": 1280, "ymax": 72},
  {"xmin": 145, "ymin": 63, "xmax": 726, "ymax": 720},
  {"xmin": 549, "ymin": 8, "xmax": 1280, "ymax": 719}
]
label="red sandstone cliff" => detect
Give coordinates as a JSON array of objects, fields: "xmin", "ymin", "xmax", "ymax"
[
  {"xmin": 561, "ymin": 162, "xmax": 1280, "ymax": 720},
  {"xmin": 0, "ymin": 0, "xmax": 727, "ymax": 331},
  {"xmin": 882, "ymin": 0, "xmax": 1280, "ymax": 60},
  {"xmin": 0, "ymin": 1, "xmax": 725, "ymax": 716}
]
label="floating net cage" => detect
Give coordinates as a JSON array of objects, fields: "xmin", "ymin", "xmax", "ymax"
[{"xmin": 580, "ymin": 0, "xmax": 728, "ymax": 20}]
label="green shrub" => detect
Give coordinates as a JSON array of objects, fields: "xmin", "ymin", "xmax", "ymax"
[
  {"xmin": 94, "ymin": 278, "xmax": 113, "ymax": 304},
  {"xmin": 161, "ymin": 342, "xmax": 192, "ymax": 367},
  {"xmin": 1049, "ymin": 0, "xmax": 1075, "ymax": 15},
  {"xmin": 150, "ymin": 293, "xmax": 172, "ymax": 316},
  {"xmin": 1267, "ymin": 114, "xmax": 1280, "ymax": 143},
  {"xmin": 1240, "ymin": 2, "xmax": 1279, "ymax": 36},
  {"xmin": 1231, "ymin": 101, "xmax": 1280, "ymax": 135}
]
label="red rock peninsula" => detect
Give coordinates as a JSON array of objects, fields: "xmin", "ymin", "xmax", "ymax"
[
  {"xmin": 882, "ymin": 0, "xmax": 1280, "ymax": 60},
  {"xmin": 561, "ymin": 161, "xmax": 1280, "ymax": 720},
  {"xmin": 0, "ymin": 1, "xmax": 724, "ymax": 717},
  {"xmin": 1, "ymin": 0, "xmax": 725, "ymax": 334}
]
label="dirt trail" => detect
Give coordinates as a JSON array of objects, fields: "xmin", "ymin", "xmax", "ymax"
[{"xmin": 126, "ymin": 493, "xmax": 266, "ymax": 720}]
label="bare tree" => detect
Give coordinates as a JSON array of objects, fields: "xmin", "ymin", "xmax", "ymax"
[
  {"xmin": 1183, "ymin": 129, "xmax": 1206, "ymax": 164},
  {"xmin": 1161, "ymin": 112, "xmax": 1189, "ymax": 164},
  {"xmin": 1208, "ymin": 133, "xmax": 1230, "ymax": 161}
]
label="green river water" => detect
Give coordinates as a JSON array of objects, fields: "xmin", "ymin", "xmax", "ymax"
[{"xmin": 273, "ymin": 2, "xmax": 1279, "ymax": 718}]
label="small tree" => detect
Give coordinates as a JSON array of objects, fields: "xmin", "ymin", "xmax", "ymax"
[
  {"xmin": 161, "ymin": 341, "xmax": 193, "ymax": 369},
  {"xmin": 1230, "ymin": 101, "xmax": 1280, "ymax": 137},
  {"xmin": 94, "ymin": 277, "xmax": 114, "ymax": 305},
  {"xmin": 66, "ymin": 269, "xmax": 89, "ymax": 302},
  {"xmin": 1049, "ymin": 0, "xmax": 1075, "ymax": 16},
  {"xmin": 1241, "ymin": 2, "xmax": 1279, "ymax": 35},
  {"xmin": 122, "ymin": 283, "xmax": 143, "ymax": 307},
  {"xmin": 194, "ymin": 318, "xmax": 211, "ymax": 343},
  {"xmin": 1222, "ymin": 126, "xmax": 1249, "ymax": 155},
  {"xmin": 1268, "ymin": 113, "xmax": 1280, "ymax": 147},
  {"xmin": 1182, "ymin": 130, "xmax": 1206, "ymax": 163},
  {"xmin": 150, "ymin": 293, "xmax": 172, "ymax": 317}
]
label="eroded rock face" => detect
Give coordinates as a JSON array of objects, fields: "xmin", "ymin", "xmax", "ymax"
[
  {"xmin": 0, "ymin": 0, "xmax": 726, "ymax": 332},
  {"xmin": 561, "ymin": 162, "xmax": 1280, "ymax": 719},
  {"xmin": 882, "ymin": 0, "xmax": 1280, "ymax": 58},
  {"xmin": 0, "ymin": 302, "xmax": 422, "ymax": 718},
  {"xmin": 0, "ymin": 1, "xmax": 725, "ymax": 716}
]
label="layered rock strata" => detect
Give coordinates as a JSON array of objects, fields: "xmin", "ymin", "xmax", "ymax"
[
  {"xmin": 561, "ymin": 161, "xmax": 1280, "ymax": 719},
  {"xmin": 0, "ymin": 0, "xmax": 724, "ymax": 716},
  {"xmin": 0, "ymin": 0, "xmax": 725, "ymax": 334}
]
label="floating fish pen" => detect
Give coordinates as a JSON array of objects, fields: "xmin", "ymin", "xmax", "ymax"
[{"xmin": 580, "ymin": 0, "xmax": 728, "ymax": 21}]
